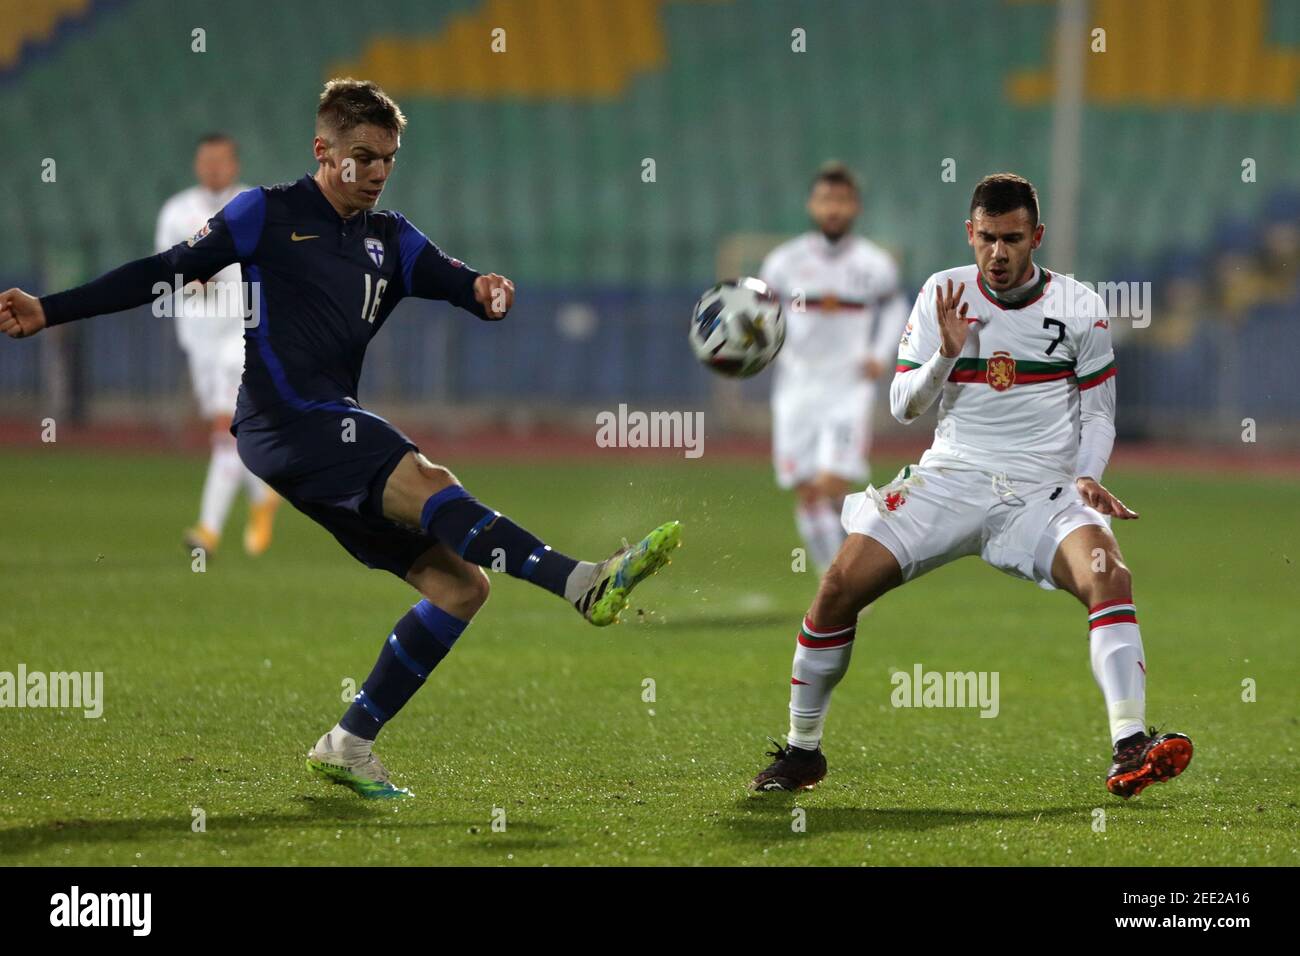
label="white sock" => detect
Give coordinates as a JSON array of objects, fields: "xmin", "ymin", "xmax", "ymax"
[
  {"xmin": 325, "ymin": 722, "xmax": 373, "ymax": 754},
  {"xmin": 795, "ymin": 503, "xmax": 836, "ymax": 572},
  {"xmin": 563, "ymin": 560, "xmax": 600, "ymax": 604},
  {"xmin": 787, "ymin": 615, "xmax": 857, "ymax": 750},
  {"xmin": 243, "ymin": 462, "xmax": 273, "ymax": 505},
  {"xmin": 1088, "ymin": 601, "xmax": 1146, "ymax": 746},
  {"xmin": 198, "ymin": 438, "xmax": 245, "ymax": 534},
  {"xmin": 811, "ymin": 498, "xmax": 847, "ymax": 566}
]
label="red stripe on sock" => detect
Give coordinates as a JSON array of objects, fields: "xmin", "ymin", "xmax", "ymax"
[
  {"xmin": 797, "ymin": 616, "xmax": 857, "ymax": 648},
  {"xmin": 1090, "ymin": 613, "xmax": 1137, "ymax": 629},
  {"xmin": 791, "ymin": 678, "xmax": 809, "ymax": 685},
  {"xmin": 801, "ymin": 616, "xmax": 855, "ymax": 636},
  {"xmin": 797, "ymin": 634, "xmax": 854, "ymax": 648},
  {"xmin": 1088, "ymin": 597, "xmax": 1135, "ymax": 615}
]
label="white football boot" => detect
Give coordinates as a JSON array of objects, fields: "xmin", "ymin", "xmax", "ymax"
[{"xmin": 306, "ymin": 727, "xmax": 412, "ymax": 800}]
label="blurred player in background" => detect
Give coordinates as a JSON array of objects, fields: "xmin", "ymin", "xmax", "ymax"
[
  {"xmin": 759, "ymin": 162, "xmax": 908, "ymax": 574},
  {"xmin": 155, "ymin": 133, "xmax": 279, "ymax": 556}
]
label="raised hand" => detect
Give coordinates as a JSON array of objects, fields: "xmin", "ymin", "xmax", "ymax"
[{"xmin": 935, "ymin": 278, "xmax": 970, "ymax": 358}]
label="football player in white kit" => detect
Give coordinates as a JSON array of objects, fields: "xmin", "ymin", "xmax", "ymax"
[
  {"xmin": 155, "ymin": 134, "xmax": 278, "ymax": 556},
  {"xmin": 759, "ymin": 163, "xmax": 908, "ymax": 574},
  {"xmin": 750, "ymin": 174, "xmax": 1193, "ymax": 799}
]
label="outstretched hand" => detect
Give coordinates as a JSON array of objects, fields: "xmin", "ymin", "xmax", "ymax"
[
  {"xmin": 0, "ymin": 288, "xmax": 46, "ymax": 339},
  {"xmin": 1077, "ymin": 477, "xmax": 1139, "ymax": 519}
]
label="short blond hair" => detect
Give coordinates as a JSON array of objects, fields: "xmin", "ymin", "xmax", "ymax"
[{"xmin": 316, "ymin": 78, "xmax": 407, "ymax": 139}]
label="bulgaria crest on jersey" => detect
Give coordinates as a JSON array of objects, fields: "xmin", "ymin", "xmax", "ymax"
[
  {"xmin": 987, "ymin": 351, "xmax": 1016, "ymax": 391},
  {"xmin": 364, "ymin": 237, "xmax": 385, "ymax": 269}
]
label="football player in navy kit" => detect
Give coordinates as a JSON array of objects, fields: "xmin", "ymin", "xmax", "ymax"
[{"xmin": 1, "ymin": 78, "xmax": 682, "ymax": 799}]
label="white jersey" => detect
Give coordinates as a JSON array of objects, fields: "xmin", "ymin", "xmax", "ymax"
[
  {"xmin": 759, "ymin": 232, "xmax": 908, "ymax": 394},
  {"xmin": 155, "ymin": 184, "xmax": 247, "ymax": 359},
  {"xmin": 895, "ymin": 264, "xmax": 1116, "ymax": 483}
]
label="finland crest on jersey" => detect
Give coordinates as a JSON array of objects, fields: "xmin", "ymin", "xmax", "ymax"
[
  {"xmin": 364, "ymin": 237, "xmax": 385, "ymax": 269},
  {"xmin": 185, "ymin": 222, "xmax": 212, "ymax": 248}
]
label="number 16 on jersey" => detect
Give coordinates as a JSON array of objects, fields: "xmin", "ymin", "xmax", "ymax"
[{"xmin": 361, "ymin": 274, "xmax": 387, "ymax": 324}]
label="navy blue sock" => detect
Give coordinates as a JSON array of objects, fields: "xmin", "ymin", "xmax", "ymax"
[
  {"xmin": 340, "ymin": 601, "xmax": 468, "ymax": 740},
  {"xmin": 419, "ymin": 485, "xmax": 579, "ymax": 597}
]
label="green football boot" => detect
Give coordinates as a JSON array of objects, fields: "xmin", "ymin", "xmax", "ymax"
[
  {"xmin": 577, "ymin": 521, "xmax": 682, "ymax": 626},
  {"xmin": 307, "ymin": 729, "xmax": 412, "ymax": 800}
]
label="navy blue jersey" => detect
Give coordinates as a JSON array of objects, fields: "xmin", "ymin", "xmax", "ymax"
[{"xmin": 41, "ymin": 174, "xmax": 487, "ymax": 426}]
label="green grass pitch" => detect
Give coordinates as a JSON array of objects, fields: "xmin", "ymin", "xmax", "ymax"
[{"xmin": 0, "ymin": 449, "xmax": 1296, "ymax": 866}]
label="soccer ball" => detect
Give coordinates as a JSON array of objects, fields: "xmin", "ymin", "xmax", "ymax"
[{"xmin": 689, "ymin": 277, "xmax": 785, "ymax": 378}]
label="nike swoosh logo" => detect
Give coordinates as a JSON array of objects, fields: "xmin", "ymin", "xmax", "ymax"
[{"xmin": 291, "ymin": 232, "xmax": 320, "ymax": 241}]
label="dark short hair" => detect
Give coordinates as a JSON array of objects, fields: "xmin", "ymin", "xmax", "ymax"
[
  {"xmin": 316, "ymin": 78, "xmax": 407, "ymax": 139},
  {"xmin": 196, "ymin": 132, "xmax": 238, "ymax": 155},
  {"xmin": 970, "ymin": 173, "xmax": 1039, "ymax": 226},
  {"xmin": 810, "ymin": 160, "xmax": 860, "ymax": 196}
]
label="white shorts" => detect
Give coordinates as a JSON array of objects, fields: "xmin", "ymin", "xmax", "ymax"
[
  {"xmin": 840, "ymin": 464, "xmax": 1110, "ymax": 591},
  {"xmin": 184, "ymin": 347, "xmax": 243, "ymax": 420},
  {"xmin": 772, "ymin": 383, "xmax": 872, "ymax": 489}
]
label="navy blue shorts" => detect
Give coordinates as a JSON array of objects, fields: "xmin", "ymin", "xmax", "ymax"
[{"xmin": 235, "ymin": 401, "xmax": 436, "ymax": 578}]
